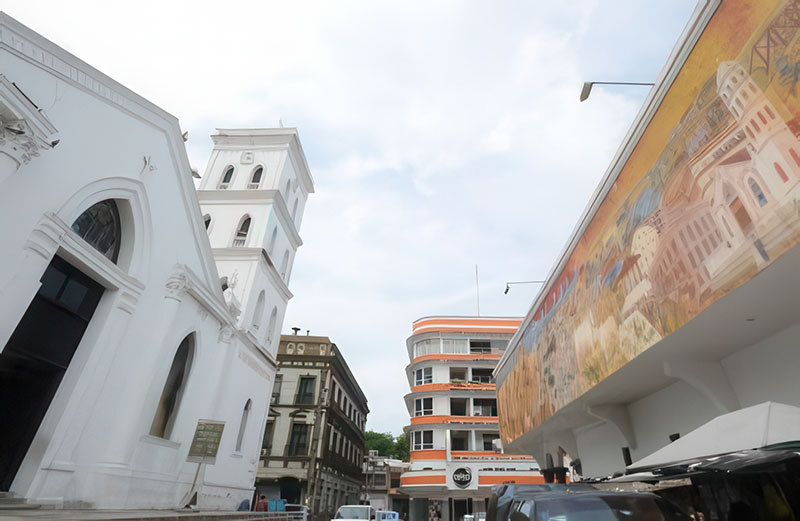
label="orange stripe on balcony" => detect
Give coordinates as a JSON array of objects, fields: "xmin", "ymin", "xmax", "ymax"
[
  {"xmin": 412, "ymin": 318, "xmax": 522, "ymax": 335},
  {"xmin": 478, "ymin": 475, "xmax": 547, "ymax": 485},
  {"xmin": 411, "ymin": 383, "xmax": 496, "ymax": 393},
  {"xmin": 400, "ymin": 475, "xmax": 447, "ymax": 486},
  {"xmin": 410, "ymin": 450, "xmax": 447, "ymax": 461},
  {"xmin": 411, "ymin": 353, "xmax": 502, "ymax": 364},
  {"xmin": 410, "ymin": 415, "xmax": 498, "ymax": 425},
  {"xmin": 451, "ymin": 451, "xmax": 533, "ymax": 460}
]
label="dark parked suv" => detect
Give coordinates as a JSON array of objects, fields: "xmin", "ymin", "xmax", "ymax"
[{"xmin": 489, "ymin": 484, "xmax": 691, "ymax": 521}]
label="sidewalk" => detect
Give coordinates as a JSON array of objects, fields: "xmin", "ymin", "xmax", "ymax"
[{"xmin": 0, "ymin": 510, "xmax": 297, "ymax": 521}]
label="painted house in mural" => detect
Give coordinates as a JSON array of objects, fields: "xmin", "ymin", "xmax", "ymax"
[{"xmin": 495, "ymin": 0, "xmax": 800, "ymax": 478}]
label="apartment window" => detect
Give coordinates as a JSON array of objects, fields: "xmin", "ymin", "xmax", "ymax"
[
  {"xmin": 471, "ymin": 368, "xmax": 493, "ymax": 384},
  {"xmin": 469, "ymin": 340, "xmax": 491, "ymax": 353},
  {"xmin": 414, "ymin": 367, "xmax": 432, "ymax": 386},
  {"xmin": 262, "ymin": 421, "xmax": 275, "ymax": 455},
  {"xmin": 442, "ymin": 339, "xmax": 468, "ymax": 354},
  {"xmin": 473, "ymin": 398, "xmax": 497, "ymax": 416},
  {"xmin": 414, "ymin": 339, "xmax": 439, "ymax": 358},
  {"xmin": 483, "ymin": 434, "xmax": 500, "ymax": 451},
  {"xmin": 271, "ymin": 374, "xmax": 282, "ymax": 404},
  {"xmin": 414, "ymin": 397, "xmax": 433, "ymax": 416},
  {"xmin": 451, "ymin": 431, "xmax": 469, "ymax": 451},
  {"xmin": 287, "ymin": 423, "xmax": 310, "ymax": 456},
  {"xmin": 373, "ymin": 473, "xmax": 387, "ymax": 487},
  {"xmin": 295, "ymin": 376, "xmax": 316, "ymax": 405},
  {"xmin": 412, "ymin": 430, "xmax": 433, "ymax": 450}
]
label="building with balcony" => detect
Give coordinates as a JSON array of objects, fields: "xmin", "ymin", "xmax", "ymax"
[
  {"xmin": 399, "ymin": 317, "xmax": 542, "ymax": 521},
  {"xmin": 364, "ymin": 450, "xmax": 410, "ymax": 516},
  {"xmin": 495, "ymin": 0, "xmax": 800, "ymax": 481},
  {"xmin": 257, "ymin": 333, "xmax": 368, "ymax": 520}
]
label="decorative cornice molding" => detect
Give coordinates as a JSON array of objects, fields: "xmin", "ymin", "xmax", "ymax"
[
  {"xmin": 164, "ymin": 269, "xmax": 190, "ymax": 302},
  {"xmin": 197, "ymin": 189, "xmax": 303, "ymax": 249},
  {"xmin": 166, "ymin": 262, "xmax": 278, "ymax": 366},
  {"xmin": 0, "ymin": 74, "xmax": 58, "ymax": 168}
]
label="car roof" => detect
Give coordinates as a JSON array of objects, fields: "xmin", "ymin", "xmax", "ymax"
[{"xmin": 514, "ymin": 490, "xmax": 662, "ymax": 501}]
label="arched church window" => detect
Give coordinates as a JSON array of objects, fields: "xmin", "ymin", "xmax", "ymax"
[
  {"xmin": 252, "ymin": 290, "xmax": 265, "ymax": 330},
  {"xmin": 249, "ymin": 166, "xmax": 263, "ymax": 189},
  {"xmin": 71, "ymin": 199, "xmax": 121, "ymax": 263},
  {"xmin": 745, "ymin": 127, "xmax": 754, "ymax": 141},
  {"xmin": 735, "ymin": 98, "xmax": 744, "ymax": 111},
  {"xmin": 292, "ymin": 199, "xmax": 299, "ymax": 221},
  {"xmin": 268, "ymin": 226, "xmax": 278, "ymax": 257},
  {"xmin": 203, "ymin": 214, "xmax": 211, "ymax": 230},
  {"xmin": 233, "ymin": 217, "xmax": 251, "ymax": 247},
  {"xmin": 150, "ymin": 334, "xmax": 194, "ymax": 439},
  {"xmin": 285, "ymin": 179, "xmax": 291, "ymax": 196},
  {"xmin": 748, "ymin": 178, "xmax": 768, "ymax": 207},
  {"xmin": 235, "ymin": 399, "xmax": 252, "ymax": 452},
  {"xmin": 751, "ymin": 119, "xmax": 760, "ymax": 133},
  {"xmin": 219, "ymin": 166, "xmax": 235, "ymax": 189},
  {"xmin": 267, "ymin": 307, "xmax": 278, "ymax": 344},
  {"xmin": 765, "ymin": 106, "xmax": 775, "ymax": 120},
  {"xmin": 758, "ymin": 112, "xmax": 767, "ymax": 124},
  {"xmin": 280, "ymin": 250, "xmax": 289, "ymax": 279}
]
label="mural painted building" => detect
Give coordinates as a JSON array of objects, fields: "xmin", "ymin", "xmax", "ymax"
[
  {"xmin": 399, "ymin": 317, "xmax": 542, "ymax": 521},
  {"xmin": 496, "ymin": 0, "xmax": 800, "ymax": 478}
]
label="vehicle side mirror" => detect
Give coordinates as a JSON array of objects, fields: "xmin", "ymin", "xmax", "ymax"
[{"xmin": 510, "ymin": 512, "xmax": 530, "ymax": 521}]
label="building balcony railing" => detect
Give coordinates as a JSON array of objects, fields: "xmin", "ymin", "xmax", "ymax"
[
  {"xmin": 409, "ymin": 415, "xmax": 498, "ymax": 425},
  {"xmin": 410, "ymin": 382, "xmax": 496, "ymax": 393},
  {"xmin": 409, "ymin": 449, "xmax": 534, "ymax": 461}
]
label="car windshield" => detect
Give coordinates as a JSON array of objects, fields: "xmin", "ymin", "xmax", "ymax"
[
  {"xmin": 336, "ymin": 507, "xmax": 371, "ymax": 519},
  {"xmin": 533, "ymin": 495, "xmax": 690, "ymax": 521}
]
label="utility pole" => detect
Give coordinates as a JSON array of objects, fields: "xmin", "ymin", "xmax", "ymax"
[{"xmin": 306, "ymin": 366, "xmax": 329, "ymax": 517}]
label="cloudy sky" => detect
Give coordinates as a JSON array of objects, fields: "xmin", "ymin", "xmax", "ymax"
[{"xmin": 11, "ymin": 0, "xmax": 697, "ymax": 435}]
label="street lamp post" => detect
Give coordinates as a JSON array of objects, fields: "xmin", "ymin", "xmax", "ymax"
[
  {"xmin": 579, "ymin": 81, "xmax": 655, "ymax": 102},
  {"xmin": 504, "ymin": 280, "xmax": 546, "ymax": 294}
]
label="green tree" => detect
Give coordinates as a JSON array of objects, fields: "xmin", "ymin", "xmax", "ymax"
[
  {"xmin": 391, "ymin": 433, "xmax": 409, "ymax": 462},
  {"xmin": 365, "ymin": 431, "xmax": 395, "ymax": 456}
]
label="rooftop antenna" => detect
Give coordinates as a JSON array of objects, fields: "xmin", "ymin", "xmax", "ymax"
[
  {"xmin": 475, "ymin": 264, "xmax": 481, "ymax": 316},
  {"xmin": 291, "ymin": 327, "xmax": 300, "ymax": 335}
]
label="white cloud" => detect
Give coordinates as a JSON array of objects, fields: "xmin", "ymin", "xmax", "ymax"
[{"xmin": 8, "ymin": 0, "xmax": 697, "ymax": 434}]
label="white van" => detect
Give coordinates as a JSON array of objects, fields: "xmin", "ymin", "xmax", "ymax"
[{"xmin": 334, "ymin": 505, "xmax": 375, "ymax": 521}]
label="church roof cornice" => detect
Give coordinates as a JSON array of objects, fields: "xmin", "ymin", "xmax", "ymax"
[{"xmin": 197, "ymin": 189, "xmax": 303, "ymax": 249}]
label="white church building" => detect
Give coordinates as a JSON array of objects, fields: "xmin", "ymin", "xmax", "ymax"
[{"xmin": 0, "ymin": 12, "xmax": 313, "ymax": 510}]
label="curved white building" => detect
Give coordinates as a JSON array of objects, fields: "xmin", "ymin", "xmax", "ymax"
[{"xmin": 399, "ymin": 316, "xmax": 542, "ymax": 521}]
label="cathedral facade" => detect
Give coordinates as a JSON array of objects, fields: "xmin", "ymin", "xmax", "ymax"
[{"xmin": 0, "ymin": 13, "xmax": 313, "ymax": 510}]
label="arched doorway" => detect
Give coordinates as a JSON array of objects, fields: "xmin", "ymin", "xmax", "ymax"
[{"xmin": 0, "ymin": 200, "xmax": 120, "ymax": 490}]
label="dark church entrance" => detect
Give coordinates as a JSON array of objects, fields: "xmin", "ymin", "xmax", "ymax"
[{"xmin": 0, "ymin": 255, "xmax": 104, "ymax": 491}]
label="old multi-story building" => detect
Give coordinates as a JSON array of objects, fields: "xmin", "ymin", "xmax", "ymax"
[
  {"xmin": 399, "ymin": 316, "xmax": 542, "ymax": 521},
  {"xmin": 364, "ymin": 450, "xmax": 410, "ymax": 516},
  {"xmin": 257, "ymin": 333, "xmax": 368, "ymax": 519}
]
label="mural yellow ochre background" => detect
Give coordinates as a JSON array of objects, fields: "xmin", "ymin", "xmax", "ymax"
[{"xmin": 497, "ymin": 0, "xmax": 800, "ymax": 446}]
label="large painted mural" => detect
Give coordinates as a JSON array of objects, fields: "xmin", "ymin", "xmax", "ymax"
[{"xmin": 497, "ymin": 0, "xmax": 800, "ymax": 446}]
